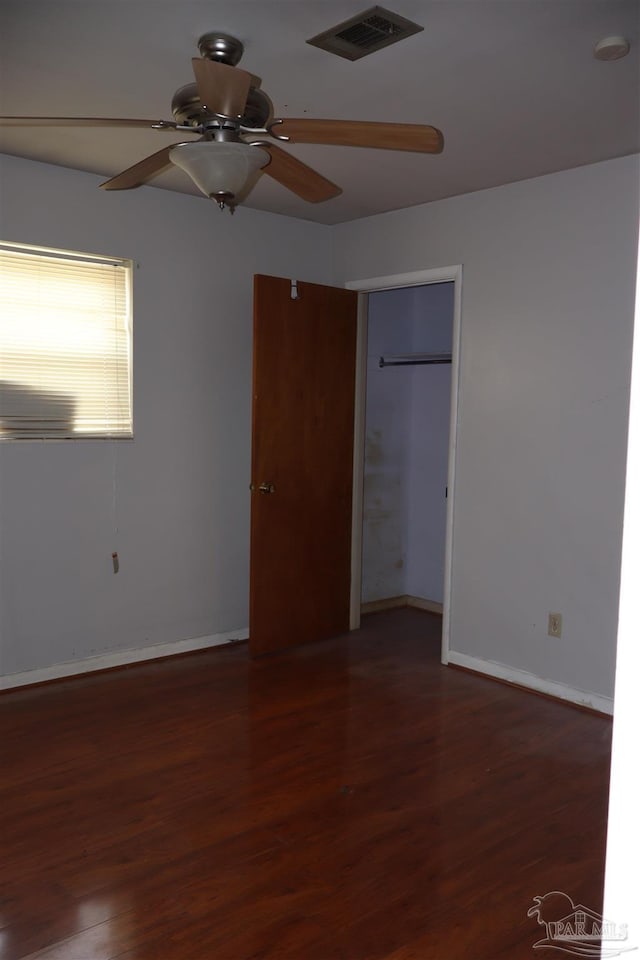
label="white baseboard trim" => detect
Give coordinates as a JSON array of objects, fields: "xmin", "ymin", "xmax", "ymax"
[
  {"xmin": 361, "ymin": 595, "xmax": 443, "ymax": 616},
  {"xmin": 0, "ymin": 628, "xmax": 250, "ymax": 691},
  {"xmin": 361, "ymin": 595, "xmax": 408, "ymax": 614},
  {"xmin": 447, "ymin": 650, "xmax": 614, "ymax": 716},
  {"xmin": 406, "ymin": 596, "xmax": 443, "ymax": 615}
]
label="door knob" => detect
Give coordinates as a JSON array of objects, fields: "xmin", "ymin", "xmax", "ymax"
[{"xmin": 258, "ymin": 481, "xmax": 276, "ymax": 494}]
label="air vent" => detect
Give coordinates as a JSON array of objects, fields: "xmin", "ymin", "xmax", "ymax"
[{"xmin": 307, "ymin": 6, "xmax": 423, "ymax": 61}]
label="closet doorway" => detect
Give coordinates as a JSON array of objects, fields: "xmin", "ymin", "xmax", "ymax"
[{"xmin": 347, "ymin": 266, "xmax": 462, "ymax": 663}]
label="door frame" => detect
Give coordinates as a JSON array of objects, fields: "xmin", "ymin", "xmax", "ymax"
[{"xmin": 345, "ymin": 265, "xmax": 463, "ymax": 666}]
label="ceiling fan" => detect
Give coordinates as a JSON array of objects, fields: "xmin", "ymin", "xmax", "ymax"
[{"xmin": 0, "ymin": 32, "xmax": 444, "ymax": 212}]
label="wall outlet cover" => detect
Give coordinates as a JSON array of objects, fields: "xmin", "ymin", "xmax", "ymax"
[{"xmin": 548, "ymin": 612, "xmax": 562, "ymax": 638}]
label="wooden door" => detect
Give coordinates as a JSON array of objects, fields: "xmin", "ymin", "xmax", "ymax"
[{"xmin": 250, "ymin": 275, "xmax": 358, "ymax": 656}]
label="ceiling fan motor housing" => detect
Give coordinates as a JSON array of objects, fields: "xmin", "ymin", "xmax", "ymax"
[{"xmin": 171, "ymin": 82, "xmax": 272, "ymax": 129}]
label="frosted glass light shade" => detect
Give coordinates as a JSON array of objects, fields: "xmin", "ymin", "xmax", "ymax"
[{"xmin": 169, "ymin": 141, "xmax": 270, "ymax": 201}]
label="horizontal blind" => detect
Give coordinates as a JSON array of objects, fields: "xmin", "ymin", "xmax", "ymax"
[{"xmin": 0, "ymin": 243, "xmax": 132, "ymax": 438}]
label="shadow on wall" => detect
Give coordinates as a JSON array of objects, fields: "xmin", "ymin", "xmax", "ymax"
[{"xmin": 0, "ymin": 381, "xmax": 76, "ymax": 436}]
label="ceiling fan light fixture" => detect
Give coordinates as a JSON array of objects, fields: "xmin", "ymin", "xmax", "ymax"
[{"xmin": 169, "ymin": 140, "xmax": 269, "ymax": 208}]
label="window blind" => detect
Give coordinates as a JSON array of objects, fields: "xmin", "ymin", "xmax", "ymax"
[{"xmin": 0, "ymin": 242, "xmax": 132, "ymax": 438}]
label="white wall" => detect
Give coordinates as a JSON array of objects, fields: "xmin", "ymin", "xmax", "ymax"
[
  {"xmin": 2, "ymin": 153, "xmax": 637, "ymax": 703},
  {"xmin": 0, "ymin": 154, "xmax": 333, "ymax": 677},
  {"xmin": 335, "ymin": 155, "xmax": 640, "ymax": 702}
]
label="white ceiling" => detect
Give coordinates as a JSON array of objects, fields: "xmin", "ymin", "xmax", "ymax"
[{"xmin": 0, "ymin": 1, "xmax": 638, "ymax": 224}]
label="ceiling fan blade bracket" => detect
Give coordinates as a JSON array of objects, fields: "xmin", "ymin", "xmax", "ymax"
[
  {"xmin": 265, "ymin": 118, "xmax": 290, "ymax": 142},
  {"xmin": 151, "ymin": 120, "xmax": 181, "ymax": 130},
  {"xmin": 238, "ymin": 124, "xmax": 272, "ymax": 138}
]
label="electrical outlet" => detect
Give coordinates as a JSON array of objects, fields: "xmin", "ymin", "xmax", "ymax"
[{"xmin": 548, "ymin": 612, "xmax": 562, "ymax": 638}]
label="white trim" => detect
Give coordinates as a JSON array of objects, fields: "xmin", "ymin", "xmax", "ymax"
[
  {"xmin": 442, "ymin": 266, "xmax": 463, "ymax": 666},
  {"xmin": 361, "ymin": 596, "xmax": 409, "ymax": 614},
  {"xmin": 346, "ymin": 266, "xmax": 459, "ymax": 292},
  {"xmin": 345, "ymin": 265, "xmax": 463, "ymax": 668},
  {"xmin": 406, "ymin": 595, "xmax": 443, "ymax": 615},
  {"xmin": 350, "ymin": 294, "xmax": 369, "ymax": 631},
  {"xmin": 361, "ymin": 595, "xmax": 443, "ymax": 615},
  {"xmin": 0, "ymin": 628, "xmax": 249, "ymax": 691},
  {"xmin": 448, "ymin": 650, "xmax": 614, "ymax": 716}
]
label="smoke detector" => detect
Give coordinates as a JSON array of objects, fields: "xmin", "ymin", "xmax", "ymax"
[{"xmin": 593, "ymin": 36, "xmax": 631, "ymax": 61}]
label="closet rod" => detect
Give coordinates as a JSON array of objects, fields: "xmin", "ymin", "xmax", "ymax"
[{"xmin": 379, "ymin": 353, "xmax": 452, "ymax": 368}]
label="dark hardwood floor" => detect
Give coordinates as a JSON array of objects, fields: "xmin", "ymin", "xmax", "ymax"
[{"xmin": 0, "ymin": 609, "xmax": 612, "ymax": 960}]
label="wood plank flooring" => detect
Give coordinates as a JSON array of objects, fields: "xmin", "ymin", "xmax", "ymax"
[{"xmin": 0, "ymin": 609, "xmax": 612, "ymax": 959}]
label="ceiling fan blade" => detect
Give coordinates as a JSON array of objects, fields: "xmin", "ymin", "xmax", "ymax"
[
  {"xmin": 0, "ymin": 116, "xmax": 179, "ymax": 129},
  {"xmin": 262, "ymin": 144, "xmax": 341, "ymax": 203},
  {"xmin": 191, "ymin": 58, "xmax": 252, "ymax": 120},
  {"xmin": 274, "ymin": 119, "xmax": 444, "ymax": 154},
  {"xmin": 99, "ymin": 144, "xmax": 180, "ymax": 191}
]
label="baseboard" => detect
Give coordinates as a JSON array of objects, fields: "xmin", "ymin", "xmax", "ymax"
[
  {"xmin": 0, "ymin": 628, "xmax": 250, "ymax": 692},
  {"xmin": 361, "ymin": 596, "xmax": 408, "ymax": 614},
  {"xmin": 447, "ymin": 650, "xmax": 614, "ymax": 716},
  {"xmin": 361, "ymin": 595, "xmax": 443, "ymax": 616}
]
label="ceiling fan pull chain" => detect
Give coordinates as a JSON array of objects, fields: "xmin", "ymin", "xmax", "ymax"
[{"xmin": 291, "ymin": 279, "xmax": 300, "ymax": 301}]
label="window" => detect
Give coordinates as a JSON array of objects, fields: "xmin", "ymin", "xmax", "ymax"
[{"xmin": 0, "ymin": 241, "xmax": 133, "ymax": 439}]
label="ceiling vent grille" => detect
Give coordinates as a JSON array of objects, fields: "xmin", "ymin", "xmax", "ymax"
[{"xmin": 307, "ymin": 6, "xmax": 423, "ymax": 61}]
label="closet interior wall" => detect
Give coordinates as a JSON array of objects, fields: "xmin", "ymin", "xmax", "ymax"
[{"xmin": 362, "ymin": 282, "xmax": 454, "ymax": 609}]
